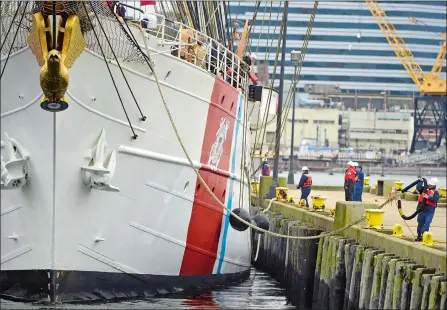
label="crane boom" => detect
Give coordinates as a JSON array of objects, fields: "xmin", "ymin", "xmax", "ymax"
[
  {"xmin": 430, "ymin": 34, "xmax": 446, "ymax": 79},
  {"xmin": 366, "ymin": 0, "xmax": 446, "ymax": 96}
]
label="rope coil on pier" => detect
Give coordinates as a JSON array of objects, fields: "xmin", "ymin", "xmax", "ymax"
[{"xmin": 140, "ymin": 27, "xmax": 408, "ymax": 241}]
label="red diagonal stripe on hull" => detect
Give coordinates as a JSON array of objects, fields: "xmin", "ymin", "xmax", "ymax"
[{"xmin": 180, "ymin": 79, "xmax": 239, "ymax": 276}]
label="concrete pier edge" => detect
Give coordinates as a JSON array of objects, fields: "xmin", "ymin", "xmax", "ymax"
[
  {"xmin": 250, "ymin": 192, "xmax": 447, "ymax": 309},
  {"xmin": 252, "ymin": 194, "xmax": 446, "ymax": 273}
]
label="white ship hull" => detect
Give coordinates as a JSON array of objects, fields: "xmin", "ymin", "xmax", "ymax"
[{"xmin": 1, "ymin": 21, "xmax": 252, "ymax": 302}]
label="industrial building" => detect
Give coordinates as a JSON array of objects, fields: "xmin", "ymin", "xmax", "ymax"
[
  {"xmin": 229, "ymin": 1, "xmax": 446, "ymax": 96},
  {"xmin": 233, "ymin": 1, "xmax": 446, "ymax": 152},
  {"xmin": 255, "ymin": 107, "xmax": 413, "ymax": 154},
  {"xmin": 340, "ymin": 110, "xmax": 413, "ymax": 152},
  {"xmin": 258, "ymin": 107, "xmax": 340, "ymax": 153}
]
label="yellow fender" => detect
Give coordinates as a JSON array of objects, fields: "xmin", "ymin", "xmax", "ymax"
[
  {"xmin": 422, "ymin": 232, "xmax": 433, "ymax": 246},
  {"xmin": 392, "ymin": 224, "xmax": 403, "ymax": 237},
  {"xmin": 299, "ymin": 199, "xmax": 306, "ymax": 208}
]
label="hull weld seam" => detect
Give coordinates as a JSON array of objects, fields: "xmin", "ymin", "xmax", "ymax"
[
  {"xmin": 129, "ymin": 222, "xmax": 250, "ymax": 268},
  {"xmin": 1, "ymin": 245, "xmax": 32, "ymax": 265},
  {"xmin": 0, "ymin": 204, "xmax": 22, "ymax": 216},
  {"xmin": 77, "ymin": 245, "xmax": 141, "ymax": 274}
]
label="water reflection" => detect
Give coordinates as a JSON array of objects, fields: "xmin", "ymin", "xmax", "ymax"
[
  {"xmin": 182, "ymin": 292, "xmax": 223, "ymax": 309},
  {"xmin": 1, "ymin": 268, "xmax": 294, "ymax": 309}
]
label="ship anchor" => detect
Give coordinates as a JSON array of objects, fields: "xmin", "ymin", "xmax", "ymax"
[
  {"xmin": 1, "ymin": 133, "xmax": 30, "ymax": 190},
  {"xmin": 81, "ymin": 129, "xmax": 120, "ymax": 193}
]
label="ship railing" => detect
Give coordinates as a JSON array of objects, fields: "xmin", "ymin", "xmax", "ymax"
[{"xmin": 119, "ymin": 5, "xmax": 248, "ymax": 91}]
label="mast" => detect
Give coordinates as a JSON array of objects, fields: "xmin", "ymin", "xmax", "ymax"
[
  {"xmin": 236, "ymin": 19, "xmax": 249, "ymax": 58},
  {"xmin": 267, "ymin": 1, "xmax": 288, "ymax": 199}
]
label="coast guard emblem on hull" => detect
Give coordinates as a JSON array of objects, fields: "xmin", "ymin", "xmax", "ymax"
[{"xmin": 208, "ymin": 117, "xmax": 230, "ymax": 170}]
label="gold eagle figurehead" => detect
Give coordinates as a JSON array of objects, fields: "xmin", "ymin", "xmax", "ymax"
[
  {"xmin": 27, "ymin": 5, "xmax": 86, "ymax": 112},
  {"xmin": 40, "ymin": 50, "xmax": 69, "ymax": 107}
]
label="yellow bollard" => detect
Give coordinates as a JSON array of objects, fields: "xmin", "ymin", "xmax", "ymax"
[
  {"xmin": 364, "ymin": 177, "xmax": 370, "ymax": 186},
  {"xmin": 311, "ymin": 196, "xmax": 327, "ymax": 211},
  {"xmin": 439, "ymin": 187, "xmax": 447, "ymax": 198},
  {"xmin": 251, "ymin": 182, "xmax": 259, "ymax": 194},
  {"xmin": 275, "ymin": 187, "xmax": 288, "ymax": 201},
  {"xmin": 392, "ymin": 224, "xmax": 403, "ymax": 237},
  {"xmin": 365, "ymin": 209, "xmax": 384, "ymax": 229},
  {"xmin": 422, "ymin": 232, "xmax": 433, "ymax": 246},
  {"xmin": 288, "ymin": 196, "xmax": 295, "ymax": 204},
  {"xmin": 394, "ymin": 181, "xmax": 405, "ymax": 191},
  {"xmin": 412, "ymin": 188, "xmax": 418, "ymax": 194},
  {"xmin": 299, "ymin": 199, "xmax": 306, "ymax": 208},
  {"xmin": 329, "ymin": 208, "xmax": 335, "ymax": 217}
]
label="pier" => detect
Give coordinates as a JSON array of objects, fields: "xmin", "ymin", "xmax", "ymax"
[{"xmin": 250, "ymin": 176, "xmax": 447, "ymax": 309}]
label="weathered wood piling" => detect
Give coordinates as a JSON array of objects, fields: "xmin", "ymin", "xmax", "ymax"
[{"xmin": 250, "ymin": 203, "xmax": 447, "ymax": 310}]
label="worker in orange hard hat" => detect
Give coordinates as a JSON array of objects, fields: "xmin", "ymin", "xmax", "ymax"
[
  {"xmin": 297, "ymin": 166, "xmax": 312, "ymax": 208},
  {"xmin": 415, "ymin": 177, "xmax": 440, "ymax": 242}
]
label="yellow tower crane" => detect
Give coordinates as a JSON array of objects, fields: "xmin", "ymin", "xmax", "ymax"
[
  {"xmin": 366, "ymin": 0, "xmax": 446, "ymax": 96},
  {"xmin": 366, "ymin": 0, "xmax": 446, "ymax": 153}
]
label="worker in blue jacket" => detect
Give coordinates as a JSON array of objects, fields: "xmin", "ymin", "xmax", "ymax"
[
  {"xmin": 415, "ymin": 177, "xmax": 440, "ymax": 241},
  {"xmin": 353, "ymin": 162, "xmax": 364, "ymax": 202},
  {"xmin": 261, "ymin": 160, "xmax": 270, "ymax": 176},
  {"xmin": 297, "ymin": 166, "xmax": 312, "ymax": 208}
]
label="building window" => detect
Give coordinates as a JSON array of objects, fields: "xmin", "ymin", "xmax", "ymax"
[
  {"xmin": 350, "ymin": 129, "xmax": 375, "ymax": 133},
  {"xmin": 313, "ymin": 120, "xmax": 335, "ymax": 124},
  {"xmin": 266, "ymin": 132, "xmax": 275, "ymax": 144}
]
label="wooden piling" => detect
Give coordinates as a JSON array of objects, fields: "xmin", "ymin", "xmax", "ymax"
[
  {"xmin": 347, "ymin": 245, "xmax": 365, "ymax": 310},
  {"xmin": 409, "ymin": 268, "xmax": 436, "ymax": 310},
  {"xmin": 358, "ymin": 248, "xmax": 384, "ymax": 310},
  {"xmin": 329, "ymin": 238, "xmax": 350, "ymax": 310},
  {"xmin": 368, "ymin": 253, "xmax": 394, "ymax": 309},
  {"xmin": 316, "ymin": 236, "xmax": 331, "ymax": 310},
  {"xmin": 289, "ymin": 226, "xmax": 321, "ymax": 309},
  {"xmin": 343, "ymin": 243, "xmax": 358, "ymax": 310}
]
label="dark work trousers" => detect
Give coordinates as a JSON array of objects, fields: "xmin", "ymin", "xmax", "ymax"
[
  {"xmin": 300, "ymin": 187, "xmax": 311, "ymax": 208},
  {"xmin": 417, "ymin": 206, "xmax": 435, "ymax": 238},
  {"xmin": 344, "ymin": 180, "xmax": 354, "ymax": 201}
]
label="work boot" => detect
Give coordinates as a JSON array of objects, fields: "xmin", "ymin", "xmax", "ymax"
[{"xmin": 415, "ymin": 236, "xmax": 422, "ymax": 242}]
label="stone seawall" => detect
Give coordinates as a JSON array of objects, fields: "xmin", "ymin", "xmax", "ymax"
[{"xmin": 250, "ymin": 199, "xmax": 447, "ymax": 309}]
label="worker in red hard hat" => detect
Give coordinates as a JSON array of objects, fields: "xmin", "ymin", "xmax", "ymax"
[
  {"xmin": 414, "ymin": 177, "xmax": 440, "ymax": 242},
  {"xmin": 297, "ymin": 166, "xmax": 312, "ymax": 208},
  {"xmin": 344, "ymin": 161, "xmax": 356, "ymax": 201}
]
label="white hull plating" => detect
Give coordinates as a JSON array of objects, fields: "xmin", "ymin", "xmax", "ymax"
[{"xmin": 1, "ymin": 26, "xmax": 252, "ymax": 302}]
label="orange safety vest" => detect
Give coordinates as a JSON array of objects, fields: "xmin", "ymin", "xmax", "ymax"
[
  {"xmin": 302, "ymin": 175, "xmax": 312, "ymax": 188},
  {"xmin": 418, "ymin": 189, "xmax": 437, "ymax": 207}
]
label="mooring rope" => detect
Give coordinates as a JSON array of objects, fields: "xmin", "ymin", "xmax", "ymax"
[
  {"xmin": 254, "ymin": 236, "xmax": 262, "ymax": 262},
  {"xmin": 262, "ymin": 197, "xmax": 276, "ymax": 214},
  {"xmin": 139, "ymin": 28, "xmax": 404, "ymax": 240}
]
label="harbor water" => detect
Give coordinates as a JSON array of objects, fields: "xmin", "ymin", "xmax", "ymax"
[{"xmin": 0, "ymin": 268, "xmax": 294, "ymax": 309}]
